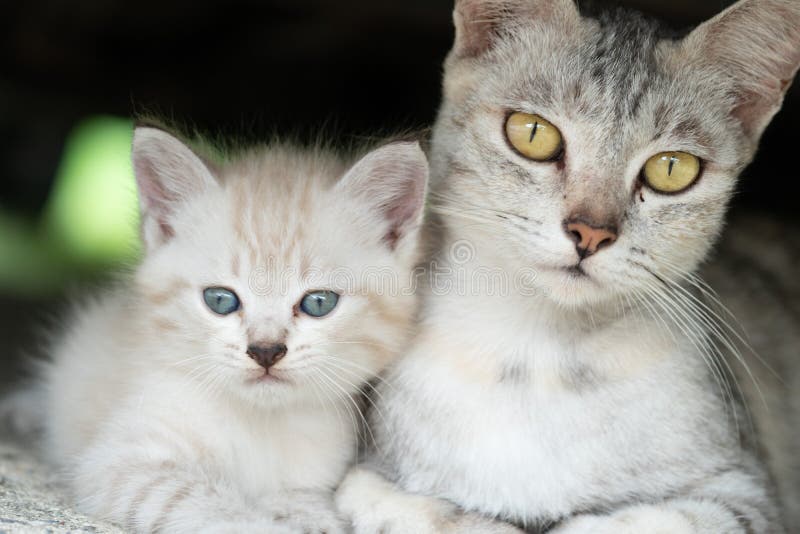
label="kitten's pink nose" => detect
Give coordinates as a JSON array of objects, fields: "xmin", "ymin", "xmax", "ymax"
[
  {"xmin": 564, "ymin": 219, "xmax": 618, "ymax": 259},
  {"xmin": 247, "ymin": 343, "xmax": 287, "ymax": 369}
]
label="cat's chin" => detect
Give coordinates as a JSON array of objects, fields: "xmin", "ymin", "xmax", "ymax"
[{"xmin": 533, "ymin": 266, "xmax": 616, "ymax": 308}]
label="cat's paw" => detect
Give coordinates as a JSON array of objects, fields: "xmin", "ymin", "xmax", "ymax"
[
  {"xmin": 336, "ymin": 467, "xmax": 454, "ymax": 534},
  {"xmin": 336, "ymin": 467, "xmax": 523, "ymax": 534},
  {"xmin": 262, "ymin": 489, "xmax": 347, "ymax": 534},
  {"xmin": 550, "ymin": 506, "xmax": 696, "ymax": 534}
]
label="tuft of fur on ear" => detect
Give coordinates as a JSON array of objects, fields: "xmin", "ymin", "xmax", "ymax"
[
  {"xmin": 452, "ymin": 0, "xmax": 579, "ymax": 59},
  {"xmin": 131, "ymin": 126, "xmax": 218, "ymax": 251},
  {"xmin": 683, "ymin": 0, "xmax": 800, "ymax": 141},
  {"xmin": 336, "ymin": 141, "xmax": 429, "ymax": 256}
]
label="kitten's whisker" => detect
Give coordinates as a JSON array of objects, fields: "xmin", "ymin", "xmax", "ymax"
[
  {"xmin": 313, "ymin": 367, "xmax": 362, "ymax": 455},
  {"xmin": 315, "ymin": 366, "xmax": 375, "ymax": 453},
  {"xmin": 313, "ymin": 351, "xmax": 397, "ymax": 392},
  {"xmin": 169, "ymin": 354, "xmax": 218, "ymax": 367},
  {"xmin": 307, "ymin": 368, "xmax": 351, "ymax": 449},
  {"xmin": 316, "ymin": 357, "xmax": 390, "ymax": 433}
]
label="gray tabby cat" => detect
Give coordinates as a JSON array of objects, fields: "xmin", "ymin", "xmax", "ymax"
[{"xmin": 336, "ymin": 0, "xmax": 800, "ymax": 532}]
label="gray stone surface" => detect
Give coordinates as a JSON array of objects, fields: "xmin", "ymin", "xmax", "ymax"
[{"xmin": 0, "ymin": 439, "xmax": 122, "ymax": 534}]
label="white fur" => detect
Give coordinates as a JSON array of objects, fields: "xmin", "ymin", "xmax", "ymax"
[{"xmin": 19, "ymin": 128, "xmax": 428, "ymax": 532}]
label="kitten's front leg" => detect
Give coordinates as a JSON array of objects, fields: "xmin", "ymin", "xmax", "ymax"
[
  {"xmin": 336, "ymin": 466, "xmax": 524, "ymax": 534},
  {"xmin": 73, "ymin": 434, "xmax": 343, "ymax": 533},
  {"xmin": 257, "ymin": 489, "xmax": 347, "ymax": 534},
  {"xmin": 551, "ymin": 468, "xmax": 781, "ymax": 534}
]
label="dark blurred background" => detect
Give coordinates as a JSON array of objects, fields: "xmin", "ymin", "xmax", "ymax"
[{"xmin": 0, "ymin": 0, "xmax": 797, "ymax": 386}]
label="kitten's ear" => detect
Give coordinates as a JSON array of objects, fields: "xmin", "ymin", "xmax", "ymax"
[
  {"xmin": 452, "ymin": 0, "xmax": 579, "ymax": 58},
  {"xmin": 336, "ymin": 141, "xmax": 428, "ymax": 257},
  {"xmin": 683, "ymin": 0, "xmax": 800, "ymax": 141},
  {"xmin": 132, "ymin": 126, "xmax": 218, "ymax": 251}
]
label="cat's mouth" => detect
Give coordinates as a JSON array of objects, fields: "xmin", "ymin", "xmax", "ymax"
[
  {"xmin": 565, "ymin": 264, "xmax": 587, "ymax": 277},
  {"xmin": 248, "ymin": 369, "xmax": 290, "ymax": 385}
]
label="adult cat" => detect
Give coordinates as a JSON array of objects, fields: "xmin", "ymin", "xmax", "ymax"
[{"xmin": 337, "ymin": 0, "xmax": 800, "ymax": 532}]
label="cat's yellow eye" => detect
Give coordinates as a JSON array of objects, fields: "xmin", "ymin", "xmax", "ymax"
[
  {"xmin": 505, "ymin": 112, "xmax": 563, "ymax": 161},
  {"xmin": 642, "ymin": 152, "xmax": 701, "ymax": 193}
]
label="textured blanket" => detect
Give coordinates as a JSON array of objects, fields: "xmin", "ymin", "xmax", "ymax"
[{"xmin": 0, "ymin": 440, "xmax": 121, "ymax": 534}]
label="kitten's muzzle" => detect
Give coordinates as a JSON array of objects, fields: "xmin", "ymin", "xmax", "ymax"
[{"xmin": 247, "ymin": 343, "xmax": 288, "ymax": 369}]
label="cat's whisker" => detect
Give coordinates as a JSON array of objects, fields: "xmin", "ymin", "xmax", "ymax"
[
  {"xmin": 316, "ymin": 356, "xmax": 390, "ymax": 432},
  {"xmin": 429, "ymin": 191, "xmax": 540, "ymax": 224},
  {"xmin": 654, "ymin": 257, "xmax": 780, "ymax": 382},
  {"xmin": 312, "ymin": 349, "xmax": 397, "ymax": 392},
  {"xmin": 638, "ymin": 257, "xmax": 772, "ymax": 423},
  {"xmin": 637, "ymin": 282, "xmax": 742, "ymax": 437},
  {"xmin": 313, "ymin": 367, "xmax": 364, "ymax": 460},
  {"xmin": 314, "ymin": 346, "xmax": 397, "ymax": 382},
  {"xmin": 169, "ymin": 354, "xmax": 219, "ymax": 367},
  {"xmin": 308, "ymin": 369, "xmax": 347, "ymax": 431},
  {"xmin": 629, "ymin": 262, "xmax": 750, "ymax": 436}
]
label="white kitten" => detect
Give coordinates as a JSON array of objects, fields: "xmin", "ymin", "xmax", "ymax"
[{"xmin": 19, "ymin": 126, "xmax": 428, "ymax": 533}]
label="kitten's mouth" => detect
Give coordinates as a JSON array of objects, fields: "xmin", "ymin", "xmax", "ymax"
[{"xmin": 248, "ymin": 369, "xmax": 290, "ymax": 385}]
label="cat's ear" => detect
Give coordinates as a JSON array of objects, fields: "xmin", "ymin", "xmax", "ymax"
[
  {"xmin": 683, "ymin": 0, "xmax": 800, "ymax": 141},
  {"xmin": 452, "ymin": 0, "xmax": 579, "ymax": 59},
  {"xmin": 336, "ymin": 140, "xmax": 428, "ymax": 257},
  {"xmin": 131, "ymin": 126, "xmax": 218, "ymax": 251}
]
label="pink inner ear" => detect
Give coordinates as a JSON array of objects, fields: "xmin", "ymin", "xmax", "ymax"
[
  {"xmin": 690, "ymin": 0, "xmax": 800, "ymax": 139},
  {"xmin": 131, "ymin": 126, "xmax": 218, "ymax": 249},
  {"xmin": 452, "ymin": 0, "xmax": 579, "ymax": 59},
  {"xmin": 338, "ymin": 140, "xmax": 428, "ymax": 251},
  {"xmin": 134, "ymin": 157, "xmax": 179, "ymax": 239},
  {"xmin": 384, "ymin": 196, "xmax": 421, "ymax": 249},
  {"xmin": 731, "ymin": 89, "xmax": 775, "ymax": 138},
  {"xmin": 454, "ymin": 1, "xmax": 498, "ymax": 58}
]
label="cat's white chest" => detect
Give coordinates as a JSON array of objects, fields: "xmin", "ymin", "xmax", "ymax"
[
  {"xmin": 382, "ymin": 316, "xmax": 725, "ymax": 523},
  {"xmin": 182, "ymin": 395, "xmax": 355, "ymax": 497}
]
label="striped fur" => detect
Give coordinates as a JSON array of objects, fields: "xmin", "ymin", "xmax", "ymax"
[
  {"xmin": 338, "ymin": 1, "xmax": 799, "ymax": 533},
  {"xmin": 18, "ymin": 128, "xmax": 428, "ymax": 532}
]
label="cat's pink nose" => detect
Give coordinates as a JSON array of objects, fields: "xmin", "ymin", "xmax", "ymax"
[
  {"xmin": 247, "ymin": 344, "xmax": 287, "ymax": 369},
  {"xmin": 564, "ymin": 219, "xmax": 618, "ymax": 259}
]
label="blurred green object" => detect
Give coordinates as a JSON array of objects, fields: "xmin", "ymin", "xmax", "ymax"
[
  {"xmin": 44, "ymin": 116, "xmax": 140, "ymax": 265},
  {"xmin": 0, "ymin": 211, "xmax": 65, "ymax": 295},
  {"xmin": 0, "ymin": 116, "xmax": 140, "ymax": 296}
]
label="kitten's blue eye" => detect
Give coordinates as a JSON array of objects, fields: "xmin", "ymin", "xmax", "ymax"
[
  {"xmin": 299, "ymin": 290, "xmax": 339, "ymax": 318},
  {"xmin": 203, "ymin": 287, "xmax": 240, "ymax": 315}
]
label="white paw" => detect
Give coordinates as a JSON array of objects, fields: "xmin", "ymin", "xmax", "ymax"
[
  {"xmin": 262, "ymin": 490, "xmax": 347, "ymax": 534},
  {"xmin": 551, "ymin": 506, "xmax": 696, "ymax": 534},
  {"xmin": 336, "ymin": 467, "xmax": 523, "ymax": 534},
  {"xmin": 336, "ymin": 467, "xmax": 452, "ymax": 534}
]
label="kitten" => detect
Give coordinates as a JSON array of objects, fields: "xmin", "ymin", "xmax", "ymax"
[
  {"xmin": 337, "ymin": 0, "xmax": 800, "ymax": 532},
  {"xmin": 18, "ymin": 126, "xmax": 428, "ymax": 532}
]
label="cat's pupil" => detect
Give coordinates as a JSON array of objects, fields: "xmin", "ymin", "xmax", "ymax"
[
  {"xmin": 203, "ymin": 287, "xmax": 240, "ymax": 315},
  {"xmin": 528, "ymin": 122, "xmax": 539, "ymax": 143}
]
